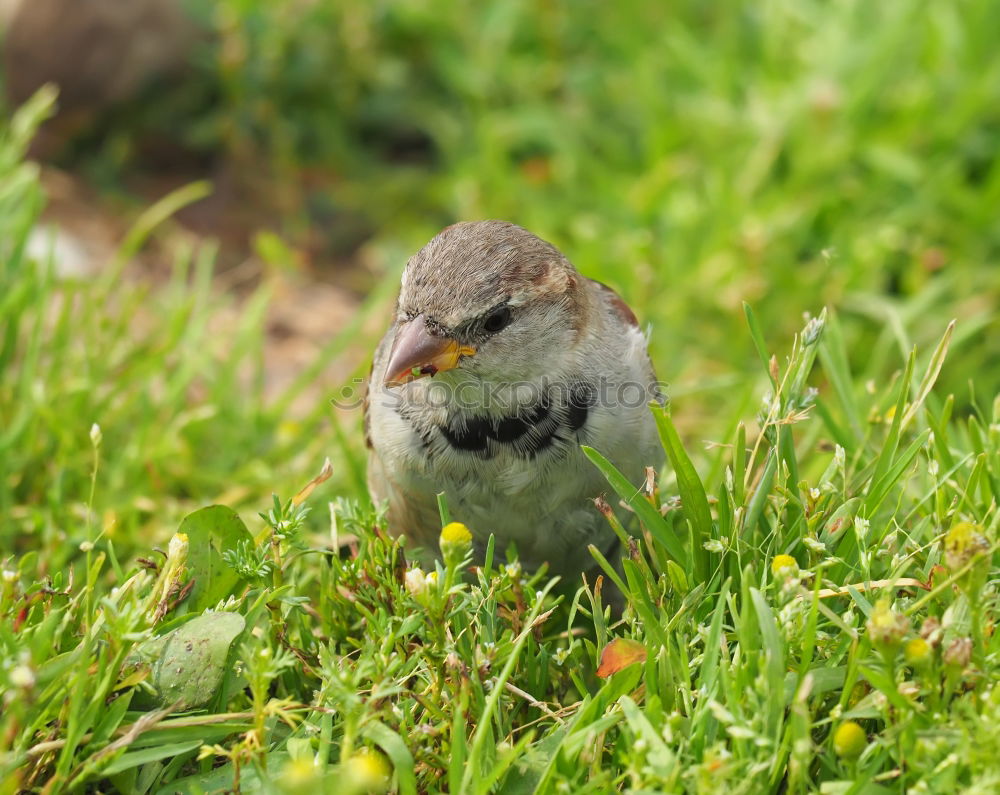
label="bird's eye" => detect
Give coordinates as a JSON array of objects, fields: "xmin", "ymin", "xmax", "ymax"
[{"xmin": 482, "ymin": 305, "xmax": 513, "ymax": 334}]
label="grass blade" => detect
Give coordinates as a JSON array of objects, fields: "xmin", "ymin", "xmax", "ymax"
[
  {"xmin": 582, "ymin": 445, "xmax": 686, "ymax": 566},
  {"xmin": 651, "ymin": 403, "xmax": 711, "ymax": 580}
]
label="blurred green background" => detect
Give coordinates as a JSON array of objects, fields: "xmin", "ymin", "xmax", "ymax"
[{"xmin": 2, "ymin": 0, "xmax": 999, "ymax": 559}]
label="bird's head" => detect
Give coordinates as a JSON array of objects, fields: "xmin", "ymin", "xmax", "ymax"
[{"xmin": 383, "ymin": 221, "xmax": 589, "ymax": 388}]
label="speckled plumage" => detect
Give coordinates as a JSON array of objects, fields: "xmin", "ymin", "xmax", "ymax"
[{"xmin": 365, "ymin": 221, "xmax": 663, "ymax": 577}]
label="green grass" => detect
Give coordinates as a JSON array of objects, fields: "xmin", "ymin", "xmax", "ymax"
[{"xmin": 3, "ymin": 1, "xmax": 1000, "ymax": 792}]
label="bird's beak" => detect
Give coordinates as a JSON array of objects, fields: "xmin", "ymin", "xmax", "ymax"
[{"xmin": 383, "ymin": 315, "xmax": 476, "ymax": 387}]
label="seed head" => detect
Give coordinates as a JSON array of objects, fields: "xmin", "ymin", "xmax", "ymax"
[{"xmin": 943, "ymin": 638, "xmax": 972, "ymax": 670}]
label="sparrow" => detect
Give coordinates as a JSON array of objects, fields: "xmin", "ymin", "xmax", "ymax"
[{"xmin": 365, "ymin": 221, "xmax": 664, "ymax": 579}]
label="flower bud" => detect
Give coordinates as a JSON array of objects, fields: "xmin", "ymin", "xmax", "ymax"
[
  {"xmin": 439, "ymin": 521, "xmax": 473, "ymax": 567},
  {"xmin": 404, "ymin": 566, "xmax": 427, "ymax": 597},
  {"xmin": 343, "ymin": 750, "xmax": 389, "ymax": 793},
  {"xmin": 9, "ymin": 664, "xmax": 35, "ymax": 689},
  {"xmin": 866, "ymin": 598, "xmax": 909, "ymax": 651},
  {"xmin": 280, "ymin": 755, "xmax": 319, "ymax": 792},
  {"xmin": 803, "ymin": 315, "xmax": 825, "ymax": 346},
  {"xmin": 771, "ymin": 554, "xmax": 799, "ymax": 577},
  {"xmin": 833, "ymin": 721, "xmax": 866, "ymax": 760},
  {"xmin": 167, "ymin": 532, "xmax": 189, "ymax": 565},
  {"xmin": 943, "ymin": 521, "xmax": 990, "ymax": 591},
  {"xmin": 903, "ymin": 638, "xmax": 933, "ymax": 669},
  {"xmin": 943, "ymin": 637, "xmax": 972, "ymax": 670},
  {"xmin": 919, "ymin": 616, "xmax": 942, "ymax": 646}
]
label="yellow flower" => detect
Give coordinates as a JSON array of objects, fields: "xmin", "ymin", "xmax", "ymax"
[
  {"xmin": 440, "ymin": 522, "xmax": 473, "ymax": 545},
  {"xmin": 866, "ymin": 598, "xmax": 909, "ymax": 650},
  {"xmin": 943, "ymin": 521, "xmax": 990, "ymax": 592},
  {"xmin": 832, "ymin": 721, "xmax": 866, "ymax": 760},
  {"xmin": 280, "ymin": 756, "xmax": 319, "ymax": 791},
  {"xmin": 344, "ymin": 750, "xmax": 390, "ymax": 793},
  {"xmin": 440, "ymin": 521, "xmax": 473, "ymax": 567},
  {"xmin": 903, "ymin": 638, "xmax": 933, "ymax": 669},
  {"xmin": 771, "ymin": 554, "xmax": 798, "ymax": 576}
]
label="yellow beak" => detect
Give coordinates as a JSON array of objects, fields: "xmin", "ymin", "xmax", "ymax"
[{"xmin": 383, "ymin": 316, "xmax": 476, "ymax": 386}]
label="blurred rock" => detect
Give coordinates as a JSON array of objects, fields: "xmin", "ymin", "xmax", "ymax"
[
  {"xmin": 26, "ymin": 225, "xmax": 92, "ymax": 278},
  {"xmin": 27, "ymin": 167, "xmax": 120, "ymax": 278},
  {"xmin": 2, "ymin": 0, "xmax": 195, "ymax": 125}
]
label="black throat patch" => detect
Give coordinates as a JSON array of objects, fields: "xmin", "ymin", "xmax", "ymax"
[{"xmin": 438, "ymin": 382, "xmax": 596, "ymax": 459}]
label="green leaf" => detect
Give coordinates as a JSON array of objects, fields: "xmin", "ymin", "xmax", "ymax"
[
  {"xmin": 179, "ymin": 505, "xmax": 253, "ymax": 612},
  {"xmin": 868, "ymin": 350, "xmax": 915, "ymax": 494},
  {"xmin": 749, "ymin": 588, "xmax": 785, "ymax": 735},
  {"xmin": 582, "ymin": 445, "xmax": 686, "ymax": 566},
  {"xmin": 744, "ymin": 450, "xmax": 778, "ymax": 534},
  {"xmin": 650, "ymin": 404, "xmax": 711, "ymax": 580},
  {"xmin": 697, "ymin": 579, "xmax": 731, "ymax": 696},
  {"xmin": 101, "ymin": 740, "xmax": 203, "ymax": 777},
  {"xmin": 818, "ymin": 309, "xmax": 862, "ymax": 440},
  {"xmin": 619, "ymin": 696, "xmax": 677, "ymax": 779},
  {"xmin": 138, "ymin": 611, "xmax": 246, "ymax": 711},
  {"xmin": 743, "ymin": 302, "xmax": 775, "ymax": 386},
  {"xmin": 901, "ymin": 320, "xmax": 955, "ymax": 430},
  {"xmin": 362, "ymin": 720, "xmax": 417, "ymax": 795},
  {"xmin": 863, "ymin": 429, "xmax": 930, "ymax": 515},
  {"xmin": 782, "ymin": 666, "xmax": 847, "ymax": 704}
]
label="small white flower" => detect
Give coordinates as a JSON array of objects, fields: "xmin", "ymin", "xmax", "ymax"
[
  {"xmin": 89, "ymin": 423, "xmax": 102, "ymax": 447},
  {"xmin": 10, "ymin": 665, "xmax": 35, "ymax": 688},
  {"xmin": 167, "ymin": 532, "xmax": 188, "ymax": 560},
  {"xmin": 404, "ymin": 567, "xmax": 427, "ymax": 596},
  {"xmin": 928, "ymin": 460, "xmax": 940, "ymax": 477}
]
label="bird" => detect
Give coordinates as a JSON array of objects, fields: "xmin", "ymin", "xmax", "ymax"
[{"xmin": 364, "ymin": 221, "xmax": 664, "ymax": 580}]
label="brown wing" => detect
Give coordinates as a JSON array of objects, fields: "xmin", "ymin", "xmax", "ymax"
[{"xmin": 587, "ymin": 278, "xmax": 640, "ymax": 329}]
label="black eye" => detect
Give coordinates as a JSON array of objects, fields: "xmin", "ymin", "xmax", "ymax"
[{"xmin": 482, "ymin": 305, "xmax": 513, "ymax": 334}]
